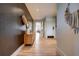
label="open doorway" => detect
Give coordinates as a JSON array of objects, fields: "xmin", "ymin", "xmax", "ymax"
[{"xmin": 35, "ymin": 22, "xmax": 42, "ymax": 44}]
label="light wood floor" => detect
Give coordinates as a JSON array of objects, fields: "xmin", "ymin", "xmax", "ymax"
[{"xmin": 17, "ymin": 38, "xmax": 57, "ymax": 56}]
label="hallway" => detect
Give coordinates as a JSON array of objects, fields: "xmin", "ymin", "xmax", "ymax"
[
  {"xmin": 0, "ymin": 3, "xmax": 79, "ymax": 56},
  {"xmin": 0, "ymin": 3, "xmax": 57, "ymax": 56},
  {"xmin": 17, "ymin": 38, "xmax": 57, "ymax": 56},
  {"xmin": 17, "ymin": 20, "xmax": 57, "ymax": 56}
]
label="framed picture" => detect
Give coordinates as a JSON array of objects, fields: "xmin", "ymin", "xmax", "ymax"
[
  {"xmin": 65, "ymin": 3, "xmax": 79, "ymax": 34},
  {"xmin": 77, "ymin": 10, "xmax": 79, "ymax": 28},
  {"xmin": 22, "ymin": 15, "xmax": 28, "ymax": 25}
]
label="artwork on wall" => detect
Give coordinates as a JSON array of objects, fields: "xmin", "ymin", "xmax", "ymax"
[{"xmin": 65, "ymin": 3, "xmax": 79, "ymax": 34}]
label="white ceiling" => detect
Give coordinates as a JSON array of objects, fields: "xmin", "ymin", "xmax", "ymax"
[{"xmin": 26, "ymin": 3, "xmax": 56, "ymax": 20}]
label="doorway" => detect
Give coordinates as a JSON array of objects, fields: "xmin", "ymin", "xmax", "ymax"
[{"xmin": 35, "ymin": 22, "xmax": 42, "ymax": 45}]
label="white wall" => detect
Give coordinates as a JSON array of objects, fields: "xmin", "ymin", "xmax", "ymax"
[
  {"xmin": 45, "ymin": 16, "xmax": 56, "ymax": 38},
  {"xmin": 57, "ymin": 3, "xmax": 79, "ymax": 56}
]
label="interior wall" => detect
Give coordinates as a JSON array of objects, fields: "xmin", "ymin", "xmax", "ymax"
[
  {"xmin": 44, "ymin": 16, "xmax": 56, "ymax": 38},
  {"xmin": 0, "ymin": 4, "xmax": 24, "ymax": 56},
  {"xmin": 57, "ymin": 3, "xmax": 79, "ymax": 56},
  {"xmin": 0, "ymin": 4, "xmax": 33, "ymax": 56}
]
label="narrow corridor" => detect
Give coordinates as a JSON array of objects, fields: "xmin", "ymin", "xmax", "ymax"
[{"xmin": 17, "ymin": 20, "xmax": 57, "ymax": 56}]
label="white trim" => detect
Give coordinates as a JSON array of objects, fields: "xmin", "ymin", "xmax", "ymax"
[
  {"xmin": 56, "ymin": 47, "xmax": 66, "ymax": 56},
  {"xmin": 11, "ymin": 44, "xmax": 24, "ymax": 56}
]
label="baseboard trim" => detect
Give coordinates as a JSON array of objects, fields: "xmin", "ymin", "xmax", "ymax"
[
  {"xmin": 56, "ymin": 47, "xmax": 66, "ymax": 56},
  {"xmin": 11, "ymin": 44, "xmax": 24, "ymax": 56}
]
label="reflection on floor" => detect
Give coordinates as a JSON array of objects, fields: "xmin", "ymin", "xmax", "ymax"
[{"xmin": 17, "ymin": 37, "xmax": 57, "ymax": 56}]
